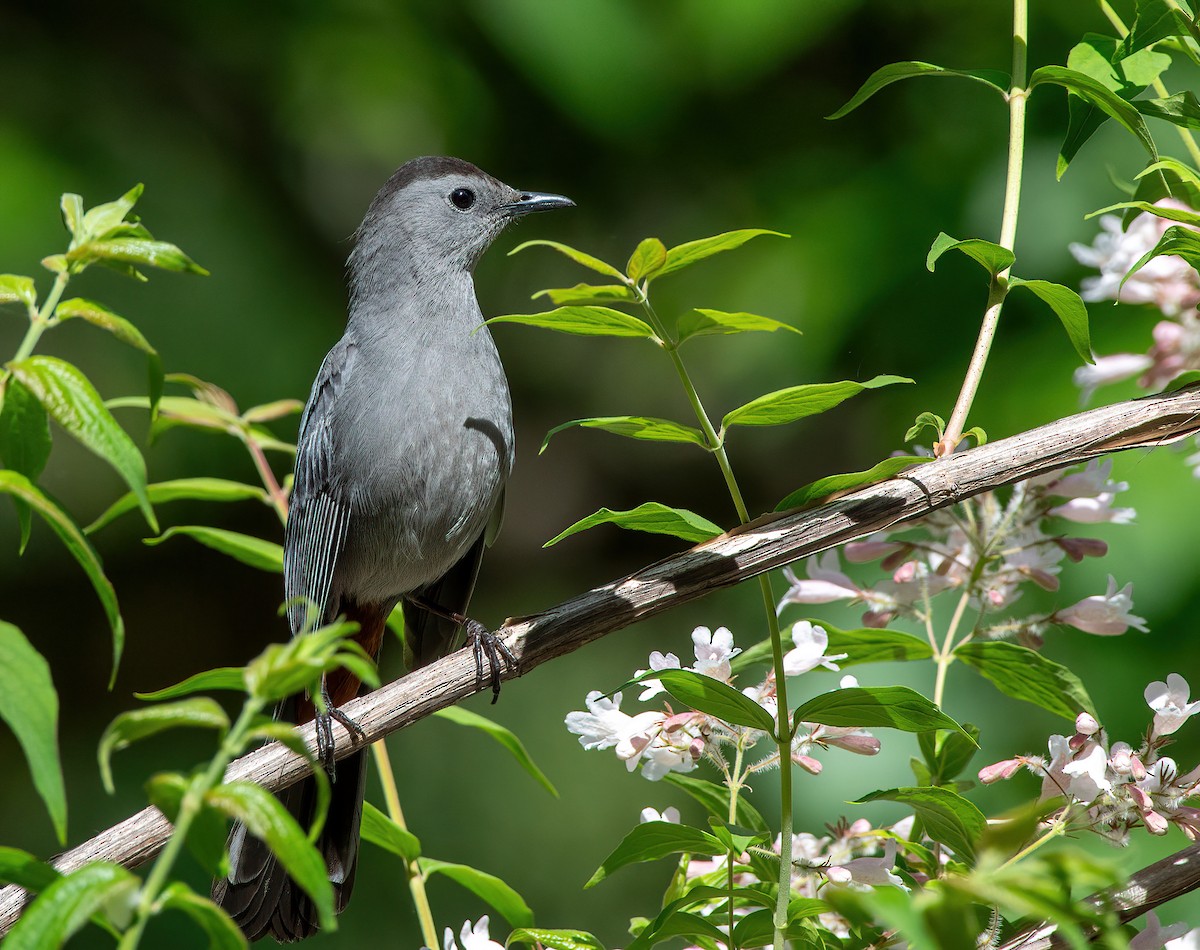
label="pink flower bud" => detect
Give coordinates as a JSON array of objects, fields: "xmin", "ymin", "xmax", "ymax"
[
  {"xmin": 793, "ymin": 754, "xmax": 823, "ymax": 774},
  {"xmin": 862, "ymin": 609, "xmax": 895, "ymax": 628},
  {"xmin": 979, "ymin": 758, "xmax": 1022, "ymax": 784},
  {"xmin": 892, "ymin": 560, "xmax": 918, "ymax": 584},
  {"xmin": 1024, "ymin": 568, "xmax": 1060, "ymax": 592},
  {"xmin": 1054, "ymin": 536, "xmax": 1109, "ymax": 562},
  {"xmin": 1075, "ymin": 713, "xmax": 1100, "ymax": 736},
  {"xmin": 826, "ymin": 732, "xmax": 881, "ymax": 756},
  {"xmin": 825, "ymin": 866, "xmax": 852, "ymax": 884}
]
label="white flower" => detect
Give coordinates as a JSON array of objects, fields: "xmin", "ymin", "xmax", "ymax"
[
  {"xmin": 1055, "ymin": 576, "xmax": 1148, "ymax": 636},
  {"xmin": 1061, "ymin": 738, "xmax": 1112, "ymax": 801},
  {"xmin": 444, "ymin": 916, "xmax": 504, "ymax": 950},
  {"xmin": 639, "ymin": 805, "xmax": 681, "ymax": 824},
  {"xmin": 778, "ymin": 551, "xmax": 860, "ymax": 608},
  {"xmin": 1146, "ymin": 673, "xmax": 1200, "ymax": 738},
  {"xmin": 826, "ymin": 839, "xmax": 908, "ymax": 890},
  {"xmin": 1073, "ymin": 353, "xmax": 1155, "ymax": 402},
  {"xmin": 1048, "ymin": 494, "xmax": 1136, "ymax": 524},
  {"xmin": 564, "ymin": 691, "xmax": 662, "ymax": 751},
  {"xmin": 690, "ymin": 626, "xmax": 740, "ymax": 681},
  {"xmin": 782, "ymin": 621, "xmax": 848, "ymax": 676},
  {"xmin": 635, "ymin": 651, "xmax": 681, "ymax": 701}
]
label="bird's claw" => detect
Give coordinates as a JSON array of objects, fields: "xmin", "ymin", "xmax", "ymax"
[
  {"xmin": 313, "ymin": 684, "xmax": 366, "ymax": 782},
  {"xmin": 466, "ymin": 620, "xmax": 518, "ymax": 703}
]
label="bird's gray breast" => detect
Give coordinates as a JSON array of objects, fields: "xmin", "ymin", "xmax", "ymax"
[{"xmin": 328, "ymin": 319, "xmax": 513, "ymax": 605}]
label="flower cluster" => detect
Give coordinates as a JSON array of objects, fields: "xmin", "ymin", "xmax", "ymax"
[
  {"xmin": 565, "ymin": 623, "xmax": 878, "ymax": 781},
  {"xmin": 980, "ymin": 674, "xmax": 1200, "ymax": 845},
  {"xmin": 777, "ymin": 459, "xmax": 1142, "ymax": 645},
  {"xmin": 442, "ymin": 917, "xmax": 503, "ymax": 950}
]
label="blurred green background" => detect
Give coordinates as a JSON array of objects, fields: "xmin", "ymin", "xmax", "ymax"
[{"xmin": 2, "ymin": 0, "xmax": 1199, "ymax": 945}]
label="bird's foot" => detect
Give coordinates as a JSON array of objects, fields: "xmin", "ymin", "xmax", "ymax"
[
  {"xmin": 465, "ymin": 620, "xmax": 519, "ymax": 704},
  {"xmin": 314, "ymin": 683, "xmax": 366, "ymax": 781}
]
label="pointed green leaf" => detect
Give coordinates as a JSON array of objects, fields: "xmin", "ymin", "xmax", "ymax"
[
  {"xmin": 420, "ymin": 858, "xmax": 534, "ymax": 927},
  {"xmin": 955, "ymin": 641, "xmax": 1095, "ymax": 720},
  {"xmin": 1164, "ymin": 370, "xmax": 1200, "ymax": 392},
  {"xmin": 67, "ymin": 238, "xmax": 208, "ymax": 276},
  {"xmin": 918, "ymin": 724, "xmax": 981, "ymax": 786},
  {"xmin": 1136, "ymin": 92, "xmax": 1200, "ymax": 129},
  {"xmin": 1007, "ymin": 278, "xmax": 1092, "ymax": 363},
  {"xmin": 676, "ymin": 308, "xmax": 801, "ymax": 344},
  {"xmin": 86, "ymin": 478, "xmax": 268, "ymax": 534},
  {"xmin": 734, "ymin": 622, "xmax": 932, "ymax": 673},
  {"xmin": 722, "ymin": 375, "xmax": 912, "ymax": 429},
  {"xmin": 662, "ymin": 773, "xmax": 770, "ymax": 833},
  {"xmin": 5, "ymin": 862, "xmax": 139, "ymax": 949},
  {"xmin": 0, "ymin": 846, "xmax": 60, "ymax": 892},
  {"xmin": 828, "ymin": 62, "xmax": 1009, "ymax": 120},
  {"xmin": 60, "ymin": 194, "xmax": 84, "ymax": 239},
  {"xmin": 434, "ymin": 705, "xmax": 557, "ymax": 796},
  {"xmin": 158, "ymin": 883, "xmax": 247, "ymax": 950},
  {"xmin": 361, "ymin": 801, "xmax": 422, "ymax": 862},
  {"xmin": 55, "ymin": 298, "xmax": 163, "ymax": 416},
  {"xmin": 0, "ymin": 623, "xmax": 65, "ymax": 843},
  {"xmin": 586, "ymin": 821, "xmax": 725, "ymax": 888},
  {"xmin": 658, "ymin": 229, "xmax": 788, "ymax": 278},
  {"xmin": 853, "ymin": 786, "xmax": 986, "ymax": 863},
  {"xmin": 145, "ymin": 525, "xmax": 284, "ymax": 572},
  {"xmin": 1137, "ymin": 157, "xmax": 1200, "ymax": 190},
  {"xmin": 487, "ymin": 306, "xmax": 655, "ymax": 339},
  {"xmin": 1122, "ymin": 225, "xmax": 1200, "ymax": 293},
  {"xmin": 906, "ymin": 410, "xmax": 947, "ymax": 442},
  {"xmin": 0, "ymin": 471, "xmax": 124, "ymax": 679},
  {"xmin": 508, "ymin": 239, "xmax": 625, "ymax": 279},
  {"xmin": 508, "ymin": 929, "xmax": 605, "ymax": 950},
  {"xmin": 146, "ymin": 773, "xmax": 231, "ymax": 876},
  {"xmin": 1122, "ymin": 0, "xmax": 1197, "ymax": 56},
  {"xmin": 135, "ymin": 667, "xmax": 246, "ymax": 700},
  {"xmin": 545, "ymin": 502, "xmax": 722, "ymax": 547},
  {"xmin": 776, "ymin": 456, "xmax": 928, "ymax": 510},
  {"xmin": 207, "ymin": 781, "xmax": 336, "ymax": 931},
  {"xmin": 627, "ymin": 237, "xmax": 668, "ymax": 283},
  {"xmin": 926, "ymin": 232, "xmax": 1014, "ymax": 276},
  {"xmin": 1086, "ymin": 199, "xmax": 1200, "ymax": 226},
  {"xmin": 628, "ymin": 886, "xmax": 772, "ymax": 950},
  {"xmin": 0, "ymin": 275, "xmax": 37, "ymax": 309},
  {"xmin": 1030, "ymin": 66, "xmax": 1159, "ymax": 177},
  {"xmin": 541, "ymin": 416, "xmax": 707, "ymax": 453},
  {"xmin": 241, "ymin": 399, "xmax": 304, "ymax": 423},
  {"xmin": 79, "ymin": 184, "xmax": 143, "ymax": 240},
  {"xmin": 7, "ymin": 356, "xmax": 156, "ymax": 531},
  {"xmin": 653, "ymin": 669, "xmax": 777, "ymax": 733},
  {"xmin": 793, "ymin": 686, "xmax": 972, "ymax": 739},
  {"xmin": 0, "ymin": 378, "xmax": 52, "ymax": 550},
  {"xmin": 533, "ymin": 283, "xmax": 635, "ymax": 306},
  {"xmin": 99, "ymin": 698, "xmax": 229, "ymax": 793}
]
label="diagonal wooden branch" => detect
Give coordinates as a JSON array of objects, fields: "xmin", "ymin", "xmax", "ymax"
[{"xmin": 1, "ymin": 386, "xmax": 1199, "ymax": 934}]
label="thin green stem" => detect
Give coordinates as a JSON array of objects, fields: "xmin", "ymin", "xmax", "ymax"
[
  {"xmin": 933, "ymin": 590, "xmax": 972, "ymax": 708},
  {"xmin": 941, "ymin": 0, "xmax": 1028, "ymax": 453},
  {"xmin": 372, "ymin": 741, "xmax": 439, "ymax": 948},
  {"xmin": 10, "ymin": 270, "xmax": 69, "ymax": 366}
]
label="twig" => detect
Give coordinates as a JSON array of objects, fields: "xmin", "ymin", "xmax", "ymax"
[{"xmin": 2, "ymin": 385, "xmax": 1199, "ymax": 932}]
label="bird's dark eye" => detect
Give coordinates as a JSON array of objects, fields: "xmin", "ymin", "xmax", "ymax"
[{"xmin": 449, "ymin": 188, "xmax": 476, "ymax": 211}]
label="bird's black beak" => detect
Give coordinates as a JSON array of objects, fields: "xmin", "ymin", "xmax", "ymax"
[{"xmin": 501, "ymin": 191, "xmax": 575, "ymax": 216}]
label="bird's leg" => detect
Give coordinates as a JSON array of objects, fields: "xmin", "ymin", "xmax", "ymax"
[
  {"xmin": 314, "ymin": 676, "xmax": 366, "ymax": 781},
  {"xmin": 405, "ymin": 595, "xmax": 519, "ymax": 703}
]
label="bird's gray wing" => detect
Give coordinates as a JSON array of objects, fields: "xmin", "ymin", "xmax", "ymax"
[{"xmin": 284, "ymin": 339, "xmax": 354, "ymax": 636}]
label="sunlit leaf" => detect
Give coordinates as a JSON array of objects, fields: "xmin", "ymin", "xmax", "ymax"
[
  {"xmin": 627, "ymin": 237, "xmax": 668, "ymax": 283},
  {"xmin": 487, "ymin": 306, "xmax": 655, "ymax": 339},
  {"xmin": 1007, "ymin": 278, "xmax": 1092, "ymax": 363},
  {"xmin": 541, "ymin": 416, "xmax": 708, "ymax": 453},
  {"xmin": 241, "ymin": 399, "xmax": 303, "ymax": 423},
  {"xmin": 86, "ymin": 478, "xmax": 267, "ymax": 534},
  {"xmin": 854, "ymin": 786, "xmax": 985, "ymax": 863},
  {"xmin": 55, "ymin": 297, "xmax": 163, "ymax": 415},
  {"xmin": 926, "ymin": 233, "xmax": 1014, "ymax": 276},
  {"xmin": 658, "ymin": 229, "xmax": 788, "ymax": 278},
  {"xmin": 734, "ymin": 622, "xmax": 932, "ymax": 672},
  {"xmin": 1086, "ymin": 199, "xmax": 1200, "ymax": 226},
  {"xmin": 508, "ymin": 928, "xmax": 605, "ymax": 950},
  {"xmin": 722, "ymin": 375, "xmax": 912, "ymax": 429},
  {"xmin": 828, "ymin": 61, "xmax": 1009, "ymax": 120},
  {"xmin": 99, "ymin": 698, "xmax": 229, "ymax": 792},
  {"xmin": 434, "ymin": 705, "xmax": 558, "ymax": 796},
  {"xmin": 60, "ymin": 194, "xmax": 84, "ymax": 239},
  {"xmin": 1136, "ymin": 91, "xmax": 1200, "ymax": 129},
  {"xmin": 361, "ymin": 801, "xmax": 421, "ymax": 862},
  {"xmin": 955, "ymin": 641, "xmax": 1096, "ymax": 720},
  {"xmin": 776, "ymin": 456, "xmax": 928, "ymax": 510},
  {"xmin": 0, "ymin": 846, "xmax": 60, "ymax": 893},
  {"xmin": 509, "ymin": 239, "xmax": 625, "ymax": 279},
  {"xmin": 793, "ymin": 686, "xmax": 972, "ymax": 739},
  {"xmin": 4, "ymin": 862, "xmax": 139, "ymax": 949},
  {"xmin": 532, "ymin": 283, "xmax": 635, "ymax": 306},
  {"xmin": 67, "ymin": 238, "xmax": 208, "ymax": 277},
  {"xmin": 7, "ymin": 355, "xmax": 156, "ymax": 531},
  {"xmin": 79, "ymin": 184, "xmax": 143, "ymax": 240},
  {"xmin": 586, "ymin": 821, "xmax": 725, "ymax": 888},
  {"xmin": 0, "ymin": 622, "xmax": 65, "ymax": 843},
  {"xmin": 545, "ymin": 502, "xmax": 722, "ymax": 547},
  {"xmin": 0, "ymin": 275, "xmax": 37, "ymax": 309},
  {"xmin": 135, "ymin": 667, "xmax": 246, "ymax": 701},
  {"xmin": 676, "ymin": 308, "xmax": 801, "ymax": 344},
  {"xmin": 653, "ymin": 669, "xmax": 777, "ymax": 733},
  {"xmin": 420, "ymin": 858, "xmax": 534, "ymax": 927},
  {"xmin": 144, "ymin": 525, "xmax": 284, "ymax": 572},
  {"xmin": 1122, "ymin": 225, "xmax": 1200, "ymax": 294}
]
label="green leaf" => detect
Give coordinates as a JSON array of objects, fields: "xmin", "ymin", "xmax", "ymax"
[
  {"xmin": 87, "ymin": 477, "xmax": 268, "ymax": 534},
  {"xmin": 722, "ymin": 375, "xmax": 912, "ymax": 430},
  {"xmin": 7, "ymin": 355, "xmax": 157, "ymax": 532},
  {"xmin": 662, "ymin": 773, "xmax": 770, "ymax": 833},
  {"xmin": 361, "ymin": 801, "xmax": 422, "ymax": 862},
  {"xmin": 508, "ymin": 239, "xmax": 626, "ymax": 279},
  {"xmin": 60, "ymin": 193, "xmax": 84, "ymax": 239},
  {"xmin": 0, "ymin": 623, "xmax": 65, "ymax": 843},
  {"xmin": 79, "ymin": 183, "xmax": 143, "ymax": 240},
  {"xmin": 954, "ymin": 641, "xmax": 1096, "ymax": 720},
  {"xmin": 1164, "ymin": 370, "xmax": 1200, "ymax": 392},
  {"xmin": 734, "ymin": 622, "xmax": 932, "ymax": 673},
  {"xmin": 1006, "ymin": 278, "xmax": 1093, "ymax": 364},
  {"xmin": 157, "ymin": 882, "xmax": 247, "ymax": 950},
  {"xmin": 55, "ymin": 298, "xmax": 163, "ymax": 416},
  {"xmin": 628, "ymin": 886, "xmax": 775, "ymax": 950},
  {"xmin": 926, "ymin": 232, "xmax": 1014, "ymax": 276},
  {"xmin": 532, "ymin": 283, "xmax": 635, "ymax": 306},
  {"xmin": 545, "ymin": 502, "xmax": 722, "ymax": 547},
  {"xmin": 1137, "ymin": 157, "xmax": 1200, "ymax": 190},
  {"xmin": 676, "ymin": 308, "xmax": 801, "ymax": 344},
  {"xmin": 98, "ymin": 698, "xmax": 229, "ymax": 793},
  {"xmin": 0, "ymin": 274, "xmax": 37, "ymax": 309},
  {"xmin": 0, "ymin": 471, "xmax": 124, "ymax": 680},
  {"xmin": 207, "ymin": 781, "xmax": 336, "ymax": 931},
  {"xmin": 906, "ymin": 411, "xmax": 946, "ymax": 443},
  {"xmin": 146, "ymin": 773, "xmax": 231, "ymax": 876},
  {"xmin": 420, "ymin": 858, "xmax": 534, "ymax": 927},
  {"xmin": 144, "ymin": 525, "xmax": 284, "ymax": 572},
  {"xmin": 918, "ymin": 724, "xmax": 982, "ymax": 786},
  {"xmin": 1136, "ymin": 91, "xmax": 1200, "ymax": 129},
  {"xmin": 776, "ymin": 456, "xmax": 928, "ymax": 510},
  {"xmin": 1122, "ymin": 0, "xmax": 1197, "ymax": 56},
  {"xmin": 486, "ymin": 306, "xmax": 656, "ymax": 339},
  {"xmin": 68, "ymin": 237, "xmax": 209, "ymax": 276},
  {"xmin": 854, "ymin": 787, "xmax": 986, "ymax": 863},
  {"xmin": 0, "ymin": 846, "xmax": 60, "ymax": 892},
  {"xmin": 541, "ymin": 416, "xmax": 707, "ymax": 453},
  {"xmin": 653, "ymin": 669, "xmax": 777, "ymax": 733},
  {"xmin": 1030, "ymin": 66, "xmax": 1159, "ymax": 178},
  {"xmin": 828, "ymin": 62, "xmax": 1009, "ymax": 120},
  {"xmin": 1086, "ymin": 199, "xmax": 1200, "ymax": 226},
  {"xmin": 508, "ymin": 929, "xmax": 605, "ymax": 950},
  {"xmin": 0, "ymin": 378, "xmax": 52, "ymax": 550},
  {"xmin": 135, "ymin": 666, "xmax": 246, "ymax": 700},
  {"xmin": 434, "ymin": 705, "xmax": 558, "ymax": 796},
  {"xmin": 585, "ymin": 821, "xmax": 725, "ymax": 888},
  {"xmin": 793, "ymin": 686, "xmax": 972, "ymax": 739},
  {"xmin": 1122, "ymin": 225, "xmax": 1200, "ymax": 293},
  {"xmin": 627, "ymin": 237, "xmax": 668, "ymax": 283},
  {"xmin": 5, "ymin": 862, "xmax": 139, "ymax": 949},
  {"xmin": 658, "ymin": 229, "xmax": 788, "ymax": 278},
  {"xmin": 244, "ymin": 619, "xmax": 375, "ymax": 702}
]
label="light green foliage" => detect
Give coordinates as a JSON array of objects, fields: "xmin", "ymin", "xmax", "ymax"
[
  {"xmin": 955, "ymin": 641, "xmax": 1096, "ymax": 720},
  {"xmin": 144, "ymin": 525, "xmax": 285, "ymax": 573},
  {"xmin": 544, "ymin": 502, "xmax": 722, "ymax": 547}
]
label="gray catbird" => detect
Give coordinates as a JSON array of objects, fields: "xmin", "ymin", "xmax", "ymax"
[{"xmin": 212, "ymin": 156, "xmax": 572, "ymax": 942}]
